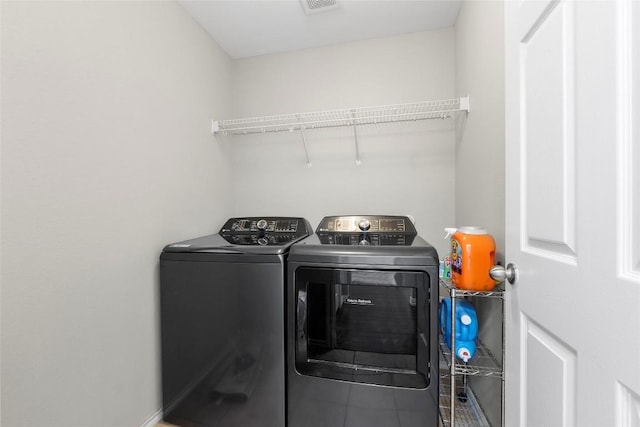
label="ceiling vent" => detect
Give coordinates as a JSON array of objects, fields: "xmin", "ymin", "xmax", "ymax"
[{"xmin": 301, "ymin": 0, "xmax": 339, "ymax": 14}]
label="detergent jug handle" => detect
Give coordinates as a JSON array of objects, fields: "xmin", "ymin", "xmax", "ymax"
[{"xmin": 444, "ymin": 228, "xmax": 457, "ymax": 239}]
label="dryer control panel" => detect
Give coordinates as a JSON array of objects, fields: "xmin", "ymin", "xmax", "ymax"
[
  {"xmin": 316, "ymin": 215, "xmax": 417, "ymax": 246},
  {"xmin": 317, "ymin": 215, "xmax": 416, "ymax": 233}
]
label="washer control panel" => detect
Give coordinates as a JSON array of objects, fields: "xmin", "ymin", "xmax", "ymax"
[
  {"xmin": 219, "ymin": 217, "xmax": 311, "ymax": 246},
  {"xmin": 222, "ymin": 217, "xmax": 303, "ymax": 234}
]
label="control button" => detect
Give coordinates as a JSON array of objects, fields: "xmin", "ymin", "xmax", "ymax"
[
  {"xmin": 358, "ymin": 218, "xmax": 371, "ymax": 231},
  {"xmin": 256, "ymin": 219, "xmax": 268, "ymax": 230}
]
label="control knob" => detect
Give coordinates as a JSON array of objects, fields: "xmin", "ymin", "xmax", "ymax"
[
  {"xmin": 358, "ymin": 218, "xmax": 371, "ymax": 232},
  {"xmin": 256, "ymin": 219, "xmax": 268, "ymax": 231}
]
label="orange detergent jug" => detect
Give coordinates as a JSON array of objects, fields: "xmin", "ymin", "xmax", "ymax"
[{"xmin": 450, "ymin": 226, "xmax": 496, "ymax": 291}]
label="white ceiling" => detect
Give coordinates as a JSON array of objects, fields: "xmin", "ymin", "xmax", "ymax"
[{"xmin": 179, "ymin": 0, "xmax": 463, "ymax": 59}]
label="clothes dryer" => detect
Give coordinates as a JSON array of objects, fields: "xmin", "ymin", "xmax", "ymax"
[{"xmin": 287, "ymin": 215, "xmax": 439, "ymax": 427}]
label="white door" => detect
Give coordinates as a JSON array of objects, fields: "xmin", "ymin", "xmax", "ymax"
[{"xmin": 504, "ymin": 1, "xmax": 640, "ymax": 426}]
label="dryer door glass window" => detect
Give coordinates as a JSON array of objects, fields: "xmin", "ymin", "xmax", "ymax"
[{"xmin": 294, "ymin": 268, "xmax": 430, "ymax": 388}]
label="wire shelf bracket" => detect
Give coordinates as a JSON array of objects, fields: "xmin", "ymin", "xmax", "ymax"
[{"xmin": 212, "ymin": 96, "xmax": 470, "ymax": 166}]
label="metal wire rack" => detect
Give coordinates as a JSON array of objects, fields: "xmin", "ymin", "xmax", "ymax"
[
  {"xmin": 439, "ymin": 278, "xmax": 505, "ymax": 426},
  {"xmin": 211, "ymin": 96, "xmax": 470, "ymax": 166}
]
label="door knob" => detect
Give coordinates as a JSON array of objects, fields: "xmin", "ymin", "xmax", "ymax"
[{"xmin": 489, "ymin": 263, "xmax": 518, "ymax": 284}]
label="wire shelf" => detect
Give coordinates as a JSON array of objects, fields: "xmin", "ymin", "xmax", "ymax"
[
  {"xmin": 212, "ymin": 96, "xmax": 469, "ymax": 166},
  {"xmin": 439, "ymin": 279, "xmax": 505, "ymax": 299},
  {"xmin": 439, "ymin": 376, "xmax": 491, "ymax": 427},
  {"xmin": 212, "ymin": 97, "xmax": 470, "ymax": 135},
  {"xmin": 439, "ymin": 337, "xmax": 503, "ymax": 379}
]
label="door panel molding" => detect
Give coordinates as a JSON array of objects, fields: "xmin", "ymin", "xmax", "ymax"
[
  {"xmin": 519, "ymin": 0, "xmax": 561, "ymax": 44},
  {"xmin": 617, "ymin": 0, "xmax": 640, "ymax": 281},
  {"xmin": 519, "ymin": 0, "xmax": 577, "ymax": 264},
  {"xmin": 616, "ymin": 381, "xmax": 640, "ymax": 427},
  {"xmin": 521, "ymin": 314, "xmax": 577, "ymax": 427}
]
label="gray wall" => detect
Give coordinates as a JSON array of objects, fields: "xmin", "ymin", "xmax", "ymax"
[
  {"xmin": 454, "ymin": 2, "xmax": 506, "ymax": 427},
  {"xmin": 1, "ymin": 2, "xmax": 507, "ymax": 425},
  {"xmin": 454, "ymin": 1, "xmax": 505, "ymax": 253},
  {"xmin": 0, "ymin": 2, "xmax": 233, "ymax": 426},
  {"xmin": 229, "ymin": 29, "xmax": 456, "ymax": 257}
]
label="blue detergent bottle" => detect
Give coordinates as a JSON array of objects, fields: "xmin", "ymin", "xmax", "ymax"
[{"xmin": 439, "ymin": 297, "xmax": 478, "ymax": 362}]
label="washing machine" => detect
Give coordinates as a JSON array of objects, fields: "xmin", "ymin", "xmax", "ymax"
[
  {"xmin": 160, "ymin": 216, "xmax": 311, "ymax": 427},
  {"xmin": 286, "ymin": 215, "xmax": 439, "ymax": 427}
]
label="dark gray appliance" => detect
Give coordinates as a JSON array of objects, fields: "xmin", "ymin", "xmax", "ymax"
[
  {"xmin": 160, "ymin": 217, "xmax": 311, "ymax": 427},
  {"xmin": 287, "ymin": 215, "xmax": 439, "ymax": 427}
]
